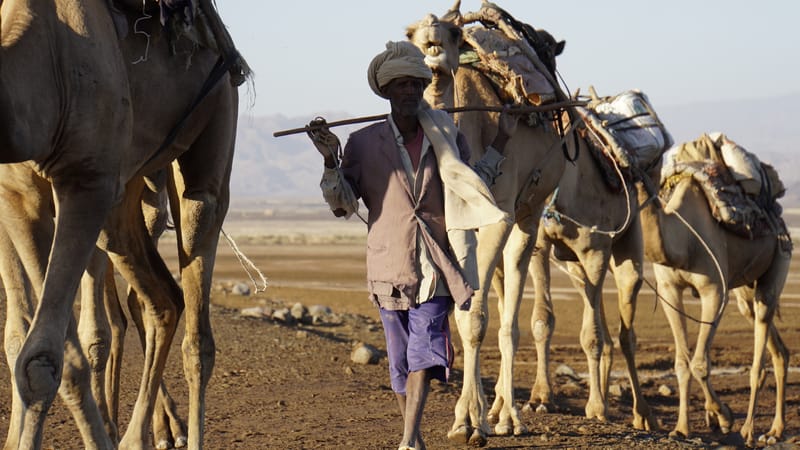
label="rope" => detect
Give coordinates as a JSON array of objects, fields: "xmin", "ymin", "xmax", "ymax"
[
  {"xmin": 220, "ymin": 227, "xmax": 268, "ymax": 293},
  {"xmin": 540, "ymin": 121, "xmax": 634, "ymax": 238},
  {"xmin": 131, "ymin": 0, "xmax": 153, "ymax": 64}
]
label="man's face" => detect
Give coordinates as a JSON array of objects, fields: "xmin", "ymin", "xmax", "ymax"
[{"xmin": 383, "ymin": 76, "xmax": 427, "ymax": 117}]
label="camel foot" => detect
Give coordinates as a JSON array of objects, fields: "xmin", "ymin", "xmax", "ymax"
[
  {"xmin": 632, "ymin": 412, "xmax": 658, "ymax": 432},
  {"xmin": 174, "ymin": 435, "xmax": 188, "ymax": 448},
  {"xmin": 447, "ymin": 425, "xmax": 470, "ymax": 444},
  {"xmin": 584, "ymin": 399, "xmax": 607, "ymax": 422},
  {"xmin": 668, "ymin": 429, "xmax": 688, "ymax": 440},
  {"xmin": 705, "ymin": 403, "xmax": 733, "ymax": 434},
  {"xmin": 468, "ymin": 428, "xmax": 487, "ymax": 447},
  {"xmin": 758, "ymin": 433, "xmax": 778, "ymax": 446},
  {"xmin": 486, "ymin": 411, "xmax": 499, "ymax": 426},
  {"xmin": 523, "ymin": 400, "xmax": 555, "ymax": 414}
]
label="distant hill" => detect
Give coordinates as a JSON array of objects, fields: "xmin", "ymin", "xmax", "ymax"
[{"xmin": 232, "ymin": 93, "xmax": 800, "ymax": 208}]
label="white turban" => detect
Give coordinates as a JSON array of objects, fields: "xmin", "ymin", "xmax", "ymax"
[{"xmin": 367, "ymin": 41, "xmax": 433, "ymax": 99}]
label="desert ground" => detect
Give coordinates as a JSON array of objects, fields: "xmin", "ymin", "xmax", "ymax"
[{"xmin": 1, "ymin": 205, "xmax": 800, "ymax": 449}]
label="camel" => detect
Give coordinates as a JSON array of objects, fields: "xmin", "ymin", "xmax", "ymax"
[
  {"xmin": 0, "ymin": 169, "xmax": 189, "ymax": 449},
  {"xmin": 408, "ymin": 1, "xmax": 570, "ymax": 444},
  {"xmin": 525, "ymin": 113, "xmax": 657, "ymax": 431},
  {"xmin": 0, "ymin": 0, "xmax": 242, "ymax": 447},
  {"xmin": 637, "ymin": 144, "xmax": 791, "ymax": 446}
]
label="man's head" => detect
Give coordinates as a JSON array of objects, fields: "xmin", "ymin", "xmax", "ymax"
[{"xmin": 367, "ymin": 41, "xmax": 432, "ymax": 115}]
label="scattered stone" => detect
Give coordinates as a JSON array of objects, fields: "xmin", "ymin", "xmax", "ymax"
[
  {"xmin": 555, "ymin": 363, "xmax": 580, "ymax": 381},
  {"xmin": 295, "ymin": 330, "xmax": 309, "ymax": 339},
  {"xmin": 344, "ymin": 366, "xmax": 355, "ymax": 376},
  {"xmin": 271, "ymin": 308, "xmax": 297, "ymax": 325},
  {"xmin": 231, "ymin": 282, "xmax": 251, "ymax": 296},
  {"xmin": 658, "ymin": 384, "xmax": 673, "ymax": 396},
  {"xmin": 558, "ymin": 380, "xmax": 583, "ymax": 397},
  {"xmin": 350, "ymin": 342, "xmax": 380, "ymax": 365},
  {"xmin": 290, "ymin": 302, "xmax": 307, "ymax": 321},
  {"xmin": 308, "ymin": 305, "xmax": 333, "ymax": 324},
  {"xmin": 276, "ymin": 400, "xmax": 286, "ymax": 407},
  {"xmin": 240, "ymin": 306, "xmax": 266, "ymax": 319}
]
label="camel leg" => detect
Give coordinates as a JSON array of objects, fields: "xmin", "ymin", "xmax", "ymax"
[
  {"xmin": 690, "ymin": 281, "xmax": 733, "ymax": 435},
  {"xmin": 568, "ymin": 245, "xmax": 611, "ymax": 422},
  {"xmin": 102, "ymin": 179, "xmax": 182, "ymax": 450},
  {"xmin": 104, "ymin": 267, "xmax": 127, "ymax": 436},
  {"xmin": 449, "ymin": 220, "xmax": 510, "ymax": 446},
  {"xmin": 167, "ymin": 102, "xmax": 236, "ymax": 448},
  {"xmin": 0, "ymin": 226, "xmax": 33, "ymax": 450},
  {"xmin": 526, "ymin": 233, "xmax": 556, "ymax": 413},
  {"xmin": 491, "ymin": 222, "xmax": 535, "ymax": 436},
  {"xmin": 735, "ymin": 247, "xmax": 790, "ymax": 446},
  {"xmin": 609, "ymin": 226, "xmax": 656, "ymax": 431},
  {"xmin": 653, "ymin": 265, "xmax": 693, "ymax": 439},
  {"xmin": 77, "ymin": 250, "xmax": 118, "ymax": 443}
]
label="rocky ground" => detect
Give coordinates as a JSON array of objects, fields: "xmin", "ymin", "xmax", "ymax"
[{"xmin": 1, "ymin": 231, "xmax": 800, "ymax": 449}]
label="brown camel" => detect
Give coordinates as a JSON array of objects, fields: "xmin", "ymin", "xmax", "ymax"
[
  {"xmin": 638, "ymin": 145, "xmax": 791, "ymax": 446},
  {"xmin": 0, "ymin": 0, "xmax": 242, "ymax": 448},
  {"xmin": 525, "ymin": 113, "xmax": 657, "ymax": 430},
  {"xmin": 408, "ymin": 1, "xmax": 568, "ymax": 444}
]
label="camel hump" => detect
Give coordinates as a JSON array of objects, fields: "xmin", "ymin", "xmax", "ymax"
[
  {"xmin": 577, "ymin": 88, "xmax": 673, "ymax": 171},
  {"xmin": 661, "ymin": 135, "xmax": 788, "ymax": 240}
]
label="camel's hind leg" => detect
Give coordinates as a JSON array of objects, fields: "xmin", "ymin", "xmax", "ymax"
[
  {"xmin": 167, "ymin": 95, "xmax": 237, "ymax": 448},
  {"xmin": 567, "ymin": 244, "xmax": 613, "ymax": 422},
  {"xmin": 526, "ymin": 232, "xmax": 556, "ymax": 413},
  {"xmin": 489, "ymin": 221, "xmax": 535, "ymax": 437},
  {"xmin": 609, "ymin": 225, "xmax": 655, "ymax": 431},
  {"xmin": 735, "ymin": 246, "xmax": 790, "ymax": 446},
  {"xmin": 102, "ymin": 177, "xmax": 183, "ymax": 450}
]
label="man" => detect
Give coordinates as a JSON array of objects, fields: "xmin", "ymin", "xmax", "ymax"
[{"xmin": 308, "ymin": 41, "xmax": 516, "ymax": 450}]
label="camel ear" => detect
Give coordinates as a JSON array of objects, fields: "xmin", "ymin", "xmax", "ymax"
[
  {"xmin": 554, "ymin": 40, "xmax": 566, "ymax": 57},
  {"xmin": 447, "ymin": 0, "xmax": 461, "ymax": 14}
]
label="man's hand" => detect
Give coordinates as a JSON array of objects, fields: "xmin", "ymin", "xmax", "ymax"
[
  {"xmin": 306, "ymin": 117, "xmax": 340, "ymax": 168},
  {"xmin": 492, "ymin": 105, "xmax": 520, "ymax": 153}
]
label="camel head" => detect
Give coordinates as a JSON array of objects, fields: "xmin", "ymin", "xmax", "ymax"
[
  {"xmin": 406, "ymin": 0, "xmax": 464, "ymax": 79},
  {"xmin": 532, "ymin": 28, "xmax": 565, "ymax": 77}
]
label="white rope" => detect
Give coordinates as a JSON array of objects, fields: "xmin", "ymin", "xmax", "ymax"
[
  {"xmin": 541, "ymin": 122, "xmax": 633, "ymax": 239},
  {"xmin": 656, "ymin": 193, "xmax": 729, "ymax": 325},
  {"xmin": 220, "ymin": 228, "xmax": 268, "ymax": 293},
  {"xmin": 131, "ymin": 0, "xmax": 153, "ymax": 64}
]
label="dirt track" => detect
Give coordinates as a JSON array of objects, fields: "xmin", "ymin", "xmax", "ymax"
[{"xmin": 1, "ymin": 215, "xmax": 800, "ymax": 449}]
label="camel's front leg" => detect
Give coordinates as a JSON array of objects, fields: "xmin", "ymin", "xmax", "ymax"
[
  {"xmin": 526, "ymin": 233, "xmax": 556, "ymax": 413},
  {"xmin": 15, "ymin": 183, "xmax": 117, "ymax": 450},
  {"xmin": 449, "ymin": 220, "xmax": 510, "ymax": 447},
  {"xmin": 654, "ymin": 265, "xmax": 694, "ymax": 439},
  {"xmin": 490, "ymin": 223, "xmax": 534, "ymax": 436},
  {"xmin": 569, "ymin": 249, "xmax": 611, "ymax": 422}
]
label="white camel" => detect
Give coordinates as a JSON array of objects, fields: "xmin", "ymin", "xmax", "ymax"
[
  {"xmin": 638, "ymin": 139, "xmax": 791, "ymax": 446},
  {"xmin": 408, "ymin": 1, "xmax": 572, "ymax": 444}
]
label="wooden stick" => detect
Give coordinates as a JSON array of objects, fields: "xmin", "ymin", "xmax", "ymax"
[{"xmin": 272, "ymin": 100, "xmax": 586, "ymax": 137}]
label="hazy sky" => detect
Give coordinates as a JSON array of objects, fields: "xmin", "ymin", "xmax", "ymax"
[{"xmin": 217, "ymin": 1, "xmax": 799, "ymax": 121}]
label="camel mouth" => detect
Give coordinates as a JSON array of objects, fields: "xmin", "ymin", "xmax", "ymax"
[{"xmin": 423, "ymin": 51, "xmax": 449, "ymax": 73}]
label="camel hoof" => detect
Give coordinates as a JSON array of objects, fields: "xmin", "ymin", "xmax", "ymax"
[
  {"xmin": 668, "ymin": 429, "xmax": 688, "ymax": 440},
  {"xmin": 494, "ymin": 423, "xmax": 512, "ymax": 436},
  {"xmin": 757, "ymin": 434, "xmax": 778, "ymax": 445},
  {"xmin": 173, "ymin": 436, "xmax": 188, "ymax": 448},
  {"xmin": 514, "ymin": 423, "xmax": 528, "ymax": 436},
  {"xmin": 155, "ymin": 439, "xmax": 170, "ymax": 450},
  {"xmin": 468, "ymin": 428, "xmax": 487, "ymax": 447},
  {"xmin": 447, "ymin": 425, "xmax": 470, "ymax": 444}
]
